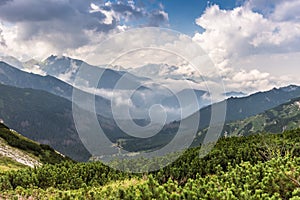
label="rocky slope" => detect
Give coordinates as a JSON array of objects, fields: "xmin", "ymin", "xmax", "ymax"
[{"xmin": 0, "ymin": 123, "xmax": 70, "ymax": 170}]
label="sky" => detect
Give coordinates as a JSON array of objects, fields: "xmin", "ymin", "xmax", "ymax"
[{"xmin": 0, "ymin": 0, "xmax": 299, "ymax": 93}]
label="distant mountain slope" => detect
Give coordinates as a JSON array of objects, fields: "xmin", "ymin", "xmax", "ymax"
[
  {"xmin": 101, "ymin": 85, "xmax": 300, "ymax": 153},
  {"xmin": 0, "ymin": 56, "xmax": 24, "ymax": 69},
  {"xmin": 223, "ymin": 91, "xmax": 247, "ymax": 98},
  {"xmin": 0, "ymin": 83, "xmax": 149, "ymax": 160},
  {"xmin": 0, "ymin": 123, "xmax": 69, "ymax": 170},
  {"xmin": 0, "ymin": 84, "xmax": 91, "ymax": 161},
  {"xmin": 224, "ymin": 85, "xmax": 300, "ymax": 122},
  {"xmin": 221, "ymin": 97, "xmax": 300, "ymax": 136},
  {"xmin": 162, "ymin": 89, "xmax": 208, "ymax": 108},
  {"xmin": 161, "ymin": 89, "xmax": 210, "ymax": 120},
  {"xmin": 42, "ymin": 55, "xmax": 148, "ymax": 89},
  {"xmin": 0, "ymin": 61, "xmax": 112, "ymax": 118},
  {"xmin": 0, "ymin": 61, "xmax": 72, "ymax": 100},
  {"xmin": 185, "ymin": 85, "xmax": 300, "ymax": 130}
]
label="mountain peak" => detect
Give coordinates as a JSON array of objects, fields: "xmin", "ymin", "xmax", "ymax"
[
  {"xmin": 224, "ymin": 91, "xmax": 247, "ymax": 98},
  {"xmin": 45, "ymin": 55, "xmax": 66, "ymax": 62}
]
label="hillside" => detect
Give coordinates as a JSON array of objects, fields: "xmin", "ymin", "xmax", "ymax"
[
  {"xmin": 0, "ymin": 61, "xmax": 112, "ymax": 118},
  {"xmin": 0, "ymin": 61, "xmax": 73, "ymax": 100},
  {"xmin": 0, "ymin": 83, "xmax": 91, "ymax": 161},
  {"xmin": 221, "ymin": 97, "xmax": 300, "ymax": 136},
  {"xmin": 119, "ymin": 85, "xmax": 300, "ymax": 152},
  {"xmin": 0, "ymin": 123, "xmax": 69, "ymax": 171},
  {"xmin": 2, "ymin": 61, "xmax": 300, "ymax": 160},
  {"xmin": 1, "ymin": 128, "xmax": 300, "ymax": 199},
  {"xmin": 0, "ymin": 83, "xmax": 149, "ymax": 161},
  {"xmin": 188, "ymin": 85, "xmax": 300, "ymax": 130}
]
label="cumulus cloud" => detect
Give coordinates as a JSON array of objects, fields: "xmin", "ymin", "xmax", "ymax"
[
  {"xmin": 224, "ymin": 69, "xmax": 275, "ymax": 92},
  {"xmin": 194, "ymin": 4, "xmax": 300, "ymax": 60},
  {"xmin": 193, "ymin": 1, "xmax": 300, "ymax": 92},
  {"xmin": 270, "ymin": 0, "xmax": 300, "ymax": 22},
  {"xmin": 245, "ymin": 0, "xmax": 284, "ymax": 16},
  {"xmin": 246, "ymin": 0, "xmax": 300, "ymax": 21},
  {"xmin": 0, "ymin": 0, "xmax": 168, "ymax": 60},
  {"xmin": 148, "ymin": 10, "xmax": 169, "ymax": 26}
]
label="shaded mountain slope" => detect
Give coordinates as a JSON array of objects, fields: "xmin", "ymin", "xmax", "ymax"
[
  {"xmin": 0, "ymin": 61, "xmax": 73, "ymax": 100},
  {"xmin": 0, "ymin": 84, "xmax": 90, "ymax": 161},
  {"xmin": 0, "ymin": 61, "xmax": 112, "ymax": 118},
  {"xmin": 186, "ymin": 85, "xmax": 300, "ymax": 130}
]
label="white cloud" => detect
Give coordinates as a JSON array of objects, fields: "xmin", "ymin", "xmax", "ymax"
[
  {"xmin": 224, "ymin": 69, "xmax": 275, "ymax": 93},
  {"xmin": 270, "ymin": 0, "xmax": 300, "ymax": 21},
  {"xmin": 22, "ymin": 64, "xmax": 46, "ymax": 76},
  {"xmin": 193, "ymin": 1, "xmax": 300, "ymax": 92},
  {"xmin": 0, "ymin": 0, "xmax": 169, "ymax": 61},
  {"xmin": 0, "ymin": 22, "xmax": 57, "ymax": 60}
]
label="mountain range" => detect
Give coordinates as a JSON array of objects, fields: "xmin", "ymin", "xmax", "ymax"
[
  {"xmin": 0, "ymin": 56, "xmax": 214, "ymax": 121},
  {"xmin": 1, "ymin": 55, "xmax": 300, "ymax": 161},
  {"xmin": 0, "ymin": 61, "xmax": 73, "ymax": 100},
  {"xmin": 116, "ymin": 85, "xmax": 300, "ymax": 152},
  {"xmin": 0, "ymin": 82, "xmax": 171, "ymax": 160},
  {"xmin": 190, "ymin": 85, "xmax": 300, "ymax": 130}
]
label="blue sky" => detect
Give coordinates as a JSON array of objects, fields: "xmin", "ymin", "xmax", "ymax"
[{"xmin": 160, "ymin": 0, "xmax": 244, "ymax": 35}]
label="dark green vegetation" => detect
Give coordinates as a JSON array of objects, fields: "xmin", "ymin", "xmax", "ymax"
[
  {"xmin": 1, "ymin": 129, "xmax": 300, "ymax": 199},
  {"xmin": 222, "ymin": 96, "xmax": 300, "ymax": 136},
  {"xmin": 192, "ymin": 85, "xmax": 300, "ymax": 130},
  {"xmin": 193, "ymin": 96, "xmax": 300, "ymax": 147},
  {"xmin": 0, "ymin": 123, "xmax": 70, "ymax": 166},
  {"xmin": 0, "ymin": 83, "xmax": 91, "ymax": 161}
]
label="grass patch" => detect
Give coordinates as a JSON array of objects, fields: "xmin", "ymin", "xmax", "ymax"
[{"xmin": 0, "ymin": 156, "xmax": 27, "ymax": 171}]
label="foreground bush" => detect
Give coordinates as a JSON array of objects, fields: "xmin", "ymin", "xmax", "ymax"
[{"xmin": 1, "ymin": 156, "xmax": 300, "ymax": 199}]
